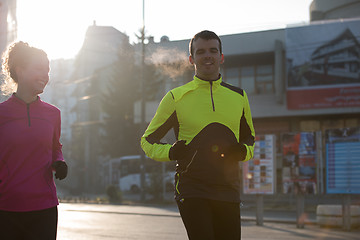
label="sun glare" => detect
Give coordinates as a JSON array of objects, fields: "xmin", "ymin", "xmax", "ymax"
[
  {"xmin": 16, "ymin": 0, "xmax": 89, "ymax": 59},
  {"xmin": 15, "ymin": 0, "xmax": 311, "ymax": 60},
  {"xmin": 16, "ymin": 0, "xmax": 143, "ymax": 60}
]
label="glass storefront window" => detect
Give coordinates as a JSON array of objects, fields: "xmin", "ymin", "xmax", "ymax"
[
  {"xmin": 241, "ymin": 66, "xmax": 254, "ymax": 77},
  {"xmin": 222, "ymin": 64, "xmax": 274, "ymax": 95},
  {"xmin": 256, "ymin": 64, "xmax": 274, "ymax": 94},
  {"xmin": 241, "ymin": 66, "xmax": 255, "ymax": 94},
  {"xmin": 241, "ymin": 76, "xmax": 255, "ymax": 94},
  {"xmin": 224, "ymin": 68, "xmax": 239, "ymax": 87}
]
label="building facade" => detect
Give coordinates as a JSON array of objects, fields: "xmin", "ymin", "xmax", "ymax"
[
  {"xmin": 310, "ymin": 0, "xmax": 360, "ymax": 21},
  {"xmin": 0, "ymin": 0, "xmax": 17, "ymax": 102},
  {"xmin": 44, "ymin": 24, "xmax": 131, "ymax": 193}
]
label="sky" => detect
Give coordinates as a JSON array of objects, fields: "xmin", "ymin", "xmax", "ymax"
[{"xmin": 16, "ymin": 0, "xmax": 313, "ymax": 60}]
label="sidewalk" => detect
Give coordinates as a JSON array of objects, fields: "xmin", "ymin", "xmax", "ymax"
[
  {"xmin": 240, "ymin": 221, "xmax": 360, "ymax": 240},
  {"xmin": 241, "ymin": 206, "xmax": 317, "ymax": 224},
  {"xmin": 61, "ymin": 202, "xmax": 360, "ymax": 229}
]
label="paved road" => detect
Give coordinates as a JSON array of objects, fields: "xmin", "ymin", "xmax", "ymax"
[
  {"xmin": 58, "ymin": 203, "xmax": 185, "ymax": 240},
  {"xmin": 57, "ymin": 203, "xmax": 360, "ymax": 240}
]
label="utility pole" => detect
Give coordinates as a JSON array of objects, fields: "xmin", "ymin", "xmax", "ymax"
[{"xmin": 140, "ymin": 0, "xmax": 146, "ymax": 201}]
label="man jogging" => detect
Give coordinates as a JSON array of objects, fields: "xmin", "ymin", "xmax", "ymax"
[{"xmin": 141, "ymin": 30, "xmax": 255, "ymax": 240}]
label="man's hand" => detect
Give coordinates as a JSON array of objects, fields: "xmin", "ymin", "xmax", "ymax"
[
  {"xmin": 52, "ymin": 161, "xmax": 68, "ymax": 180},
  {"xmin": 169, "ymin": 140, "xmax": 189, "ymax": 160}
]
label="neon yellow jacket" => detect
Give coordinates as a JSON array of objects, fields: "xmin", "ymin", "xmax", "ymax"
[{"xmin": 141, "ymin": 75, "xmax": 255, "ymax": 202}]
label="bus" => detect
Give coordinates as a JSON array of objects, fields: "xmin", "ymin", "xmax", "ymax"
[{"xmin": 109, "ymin": 155, "xmax": 176, "ymax": 194}]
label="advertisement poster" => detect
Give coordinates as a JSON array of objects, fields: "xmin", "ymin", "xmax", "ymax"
[
  {"xmin": 243, "ymin": 135, "xmax": 276, "ymax": 194},
  {"xmin": 326, "ymin": 127, "xmax": 360, "ymax": 194},
  {"xmin": 282, "ymin": 132, "xmax": 317, "ymax": 194},
  {"xmin": 286, "ymin": 18, "xmax": 360, "ymax": 110}
]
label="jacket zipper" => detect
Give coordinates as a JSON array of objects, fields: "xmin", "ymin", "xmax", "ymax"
[
  {"xmin": 27, "ymin": 104, "xmax": 31, "ymax": 126},
  {"xmin": 210, "ymin": 81, "xmax": 215, "ymax": 111}
]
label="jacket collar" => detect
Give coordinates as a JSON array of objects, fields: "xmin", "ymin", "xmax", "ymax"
[
  {"xmin": 171, "ymin": 75, "xmax": 222, "ymax": 102},
  {"xmin": 193, "ymin": 74, "xmax": 222, "ymax": 87},
  {"xmin": 10, "ymin": 93, "xmax": 41, "ymax": 106}
]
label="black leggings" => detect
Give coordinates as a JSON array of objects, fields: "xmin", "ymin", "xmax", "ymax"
[
  {"xmin": 177, "ymin": 198, "xmax": 240, "ymax": 240},
  {"xmin": 0, "ymin": 206, "xmax": 58, "ymax": 240}
]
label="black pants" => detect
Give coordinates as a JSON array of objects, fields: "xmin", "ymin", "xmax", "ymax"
[
  {"xmin": 177, "ymin": 198, "xmax": 241, "ymax": 240},
  {"xmin": 0, "ymin": 206, "xmax": 58, "ymax": 240}
]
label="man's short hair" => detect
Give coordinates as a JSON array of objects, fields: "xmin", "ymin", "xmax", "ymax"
[{"xmin": 189, "ymin": 30, "xmax": 222, "ymax": 56}]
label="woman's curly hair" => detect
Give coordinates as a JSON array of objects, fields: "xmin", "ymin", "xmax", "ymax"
[{"xmin": 1, "ymin": 41, "xmax": 47, "ymax": 95}]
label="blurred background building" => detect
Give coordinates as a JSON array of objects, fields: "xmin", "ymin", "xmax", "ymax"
[
  {"xmin": 310, "ymin": 0, "xmax": 360, "ymax": 21},
  {"xmin": 0, "ymin": 0, "xmax": 17, "ymax": 102}
]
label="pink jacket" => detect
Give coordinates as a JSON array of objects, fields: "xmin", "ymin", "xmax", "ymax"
[{"xmin": 0, "ymin": 94, "xmax": 64, "ymax": 212}]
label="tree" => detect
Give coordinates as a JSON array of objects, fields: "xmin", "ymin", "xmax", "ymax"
[
  {"xmin": 101, "ymin": 32, "xmax": 167, "ymax": 159},
  {"xmin": 101, "ymin": 40, "xmax": 140, "ymax": 158}
]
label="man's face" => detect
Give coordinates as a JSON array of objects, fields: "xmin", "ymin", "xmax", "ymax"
[{"xmin": 189, "ymin": 38, "xmax": 224, "ymax": 81}]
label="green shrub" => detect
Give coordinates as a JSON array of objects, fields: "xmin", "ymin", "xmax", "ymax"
[{"xmin": 106, "ymin": 185, "xmax": 122, "ymax": 203}]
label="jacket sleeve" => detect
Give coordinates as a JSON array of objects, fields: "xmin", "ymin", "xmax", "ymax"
[
  {"xmin": 140, "ymin": 91, "xmax": 177, "ymax": 162},
  {"xmin": 240, "ymin": 91, "xmax": 255, "ymax": 162},
  {"xmin": 52, "ymin": 109, "xmax": 65, "ymax": 163}
]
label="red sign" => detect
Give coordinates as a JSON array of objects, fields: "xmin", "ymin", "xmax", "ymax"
[{"xmin": 287, "ymin": 86, "xmax": 360, "ymax": 110}]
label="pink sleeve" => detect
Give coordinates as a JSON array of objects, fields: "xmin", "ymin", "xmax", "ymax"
[{"xmin": 53, "ymin": 110, "xmax": 64, "ymax": 163}]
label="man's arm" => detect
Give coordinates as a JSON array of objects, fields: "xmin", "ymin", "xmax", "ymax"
[
  {"xmin": 239, "ymin": 91, "xmax": 256, "ymax": 162},
  {"xmin": 141, "ymin": 91, "xmax": 178, "ymax": 162}
]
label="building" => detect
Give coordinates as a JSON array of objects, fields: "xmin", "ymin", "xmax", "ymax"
[
  {"xmin": 310, "ymin": 0, "xmax": 360, "ymax": 21},
  {"xmin": 45, "ymin": 23, "xmax": 131, "ymax": 193},
  {"xmin": 309, "ymin": 28, "xmax": 360, "ymax": 84},
  {"xmin": 0, "ymin": 0, "xmax": 16, "ymax": 55},
  {"xmin": 0, "ymin": 0, "xmax": 17, "ymax": 102}
]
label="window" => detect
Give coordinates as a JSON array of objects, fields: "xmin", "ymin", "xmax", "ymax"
[
  {"xmin": 223, "ymin": 64, "xmax": 274, "ymax": 95},
  {"xmin": 255, "ymin": 65, "xmax": 274, "ymax": 94},
  {"xmin": 240, "ymin": 66, "xmax": 255, "ymax": 94},
  {"xmin": 241, "ymin": 76, "xmax": 255, "ymax": 94},
  {"xmin": 224, "ymin": 68, "xmax": 239, "ymax": 87}
]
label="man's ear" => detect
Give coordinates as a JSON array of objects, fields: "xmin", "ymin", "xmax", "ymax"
[
  {"xmin": 220, "ymin": 54, "xmax": 224, "ymax": 64},
  {"xmin": 189, "ymin": 55, "xmax": 194, "ymax": 65}
]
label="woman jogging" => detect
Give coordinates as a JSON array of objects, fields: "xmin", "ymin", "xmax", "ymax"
[{"xmin": 0, "ymin": 41, "xmax": 68, "ymax": 239}]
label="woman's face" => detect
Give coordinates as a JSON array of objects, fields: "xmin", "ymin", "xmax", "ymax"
[{"xmin": 16, "ymin": 55, "xmax": 50, "ymax": 96}]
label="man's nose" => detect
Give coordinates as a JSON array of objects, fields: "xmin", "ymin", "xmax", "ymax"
[{"xmin": 204, "ymin": 50, "xmax": 212, "ymax": 57}]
